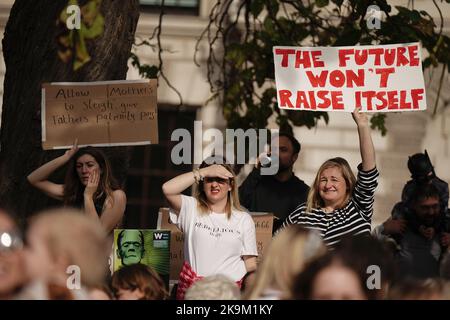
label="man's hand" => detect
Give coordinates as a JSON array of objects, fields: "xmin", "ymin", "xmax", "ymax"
[
  {"xmin": 256, "ymin": 152, "xmax": 271, "ymax": 169},
  {"xmin": 418, "ymin": 225, "xmax": 435, "ymax": 240},
  {"xmin": 441, "ymin": 232, "xmax": 450, "ymax": 247},
  {"xmin": 382, "ymin": 218, "xmax": 406, "ymax": 235}
]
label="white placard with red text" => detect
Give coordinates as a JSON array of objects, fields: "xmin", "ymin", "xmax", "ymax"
[{"xmin": 273, "ymin": 42, "xmax": 426, "ymax": 112}]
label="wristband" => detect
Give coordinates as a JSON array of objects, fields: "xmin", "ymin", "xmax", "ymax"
[
  {"xmin": 193, "ymin": 169, "xmax": 200, "ymax": 184},
  {"xmin": 193, "ymin": 168, "xmax": 203, "ymax": 183}
]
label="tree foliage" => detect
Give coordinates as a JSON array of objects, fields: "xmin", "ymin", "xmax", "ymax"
[
  {"xmin": 136, "ymin": 0, "xmax": 450, "ymax": 136},
  {"xmin": 0, "ymin": 0, "xmax": 139, "ymax": 219}
]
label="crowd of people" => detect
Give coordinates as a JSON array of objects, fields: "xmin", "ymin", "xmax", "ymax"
[{"xmin": 1, "ymin": 108, "xmax": 449, "ymax": 300}]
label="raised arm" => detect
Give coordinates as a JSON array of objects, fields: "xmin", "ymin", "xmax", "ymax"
[
  {"xmin": 27, "ymin": 141, "xmax": 79, "ymax": 200},
  {"xmin": 162, "ymin": 164, "xmax": 234, "ymax": 212},
  {"xmin": 352, "ymin": 107, "xmax": 376, "ymax": 171},
  {"xmin": 99, "ymin": 190, "xmax": 127, "ymax": 233}
]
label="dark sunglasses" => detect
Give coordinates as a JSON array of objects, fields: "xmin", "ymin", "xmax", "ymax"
[{"xmin": 203, "ymin": 177, "xmax": 231, "ymax": 184}]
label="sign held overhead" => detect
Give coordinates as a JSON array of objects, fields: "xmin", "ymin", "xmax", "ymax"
[
  {"xmin": 273, "ymin": 43, "xmax": 426, "ymax": 112},
  {"xmin": 41, "ymin": 79, "xmax": 158, "ymax": 150}
]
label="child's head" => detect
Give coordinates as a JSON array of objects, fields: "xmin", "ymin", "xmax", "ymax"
[
  {"xmin": 292, "ymin": 252, "xmax": 368, "ymax": 300},
  {"xmin": 24, "ymin": 208, "xmax": 109, "ymax": 287},
  {"xmin": 111, "ymin": 263, "xmax": 168, "ymax": 300}
]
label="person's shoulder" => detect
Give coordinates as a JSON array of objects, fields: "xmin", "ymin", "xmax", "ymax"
[
  {"xmin": 433, "ymin": 176, "xmax": 449, "ymax": 188},
  {"xmin": 233, "ymin": 207, "xmax": 250, "ymax": 216},
  {"xmin": 290, "ymin": 175, "xmax": 310, "ymax": 188},
  {"xmin": 112, "ymin": 189, "xmax": 127, "ymax": 202},
  {"xmin": 232, "ymin": 208, "xmax": 254, "ymax": 221},
  {"xmin": 237, "ymin": 211, "xmax": 257, "ymax": 229},
  {"xmin": 293, "ymin": 202, "xmax": 308, "ymax": 213},
  {"xmin": 181, "ymin": 194, "xmax": 197, "ymax": 205}
]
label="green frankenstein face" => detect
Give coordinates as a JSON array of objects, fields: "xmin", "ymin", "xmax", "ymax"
[{"xmin": 117, "ymin": 230, "xmax": 145, "ymax": 266}]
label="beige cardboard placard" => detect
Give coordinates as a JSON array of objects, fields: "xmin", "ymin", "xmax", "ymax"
[
  {"xmin": 157, "ymin": 208, "xmax": 185, "ymax": 281},
  {"xmin": 250, "ymin": 212, "xmax": 274, "ymax": 264},
  {"xmin": 41, "ymin": 79, "xmax": 158, "ymax": 149},
  {"xmin": 157, "ymin": 208, "xmax": 274, "ymax": 281}
]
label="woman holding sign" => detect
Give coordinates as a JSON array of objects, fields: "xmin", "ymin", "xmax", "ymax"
[
  {"xmin": 27, "ymin": 141, "xmax": 126, "ymax": 233},
  {"xmin": 282, "ymin": 107, "xmax": 378, "ymax": 248},
  {"xmin": 162, "ymin": 157, "xmax": 258, "ymax": 300}
]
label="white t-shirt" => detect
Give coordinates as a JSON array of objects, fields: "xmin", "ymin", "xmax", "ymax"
[{"xmin": 169, "ymin": 195, "xmax": 258, "ymax": 281}]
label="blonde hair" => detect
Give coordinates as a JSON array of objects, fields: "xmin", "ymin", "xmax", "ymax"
[
  {"xmin": 195, "ymin": 160, "xmax": 244, "ymax": 219},
  {"xmin": 243, "ymin": 226, "xmax": 325, "ymax": 300},
  {"xmin": 185, "ymin": 275, "xmax": 240, "ymax": 300},
  {"xmin": 306, "ymin": 157, "xmax": 356, "ymax": 213},
  {"xmin": 29, "ymin": 208, "xmax": 109, "ymax": 287}
]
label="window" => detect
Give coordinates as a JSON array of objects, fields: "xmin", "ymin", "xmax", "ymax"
[
  {"xmin": 139, "ymin": 0, "xmax": 199, "ymax": 15},
  {"xmin": 140, "ymin": 0, "xmax": 198, "ymax": 7}
]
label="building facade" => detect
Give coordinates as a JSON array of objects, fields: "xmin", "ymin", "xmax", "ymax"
[{"xmin": 0, "ymin": 0, "xmax": 448, "ymax": 228}]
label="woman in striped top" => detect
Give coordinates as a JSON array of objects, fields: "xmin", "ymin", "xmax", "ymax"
[{"xmin": 282, "ymin": 107, "xmax": 378, "ymax": 248}]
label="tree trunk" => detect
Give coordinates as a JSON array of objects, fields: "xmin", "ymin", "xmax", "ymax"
[{"xmin": 0, "ymin": 0, "xmax": 140, "ymax": 224}]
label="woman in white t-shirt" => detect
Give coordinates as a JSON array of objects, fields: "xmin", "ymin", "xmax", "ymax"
[{"xmin": 162, "ymin": 159, "xmax": 258, "ymax": 300}]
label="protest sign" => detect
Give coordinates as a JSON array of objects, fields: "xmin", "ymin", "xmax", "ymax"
[
  {"xmin": 113, "ymin": 229, "xmax": 170, "ymax": 288},
  {"xmin": 157, "ymin": 208, "xmax": 184, "ymax": 281},
  {"xmin": 273, "ymin": 42, "xmax": 426, "ymax": 112},
  {"xmin": 250, "ymin": 212, "xmax": 274, "ymax": 264},
  {"xmin": 157, "ymin": 208, "xmax": 274, "ymax": 281},
  {"xmin": 41, "ymin": 79, "xmax": 158, "ymax": 149}
]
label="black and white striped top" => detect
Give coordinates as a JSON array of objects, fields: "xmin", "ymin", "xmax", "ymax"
[{"xmin": 282, "ymin": 165, "xmax": 379, "ymax": 248}]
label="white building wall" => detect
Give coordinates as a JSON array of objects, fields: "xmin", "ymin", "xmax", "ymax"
[{"xmin": 0, "ymin": 0, "xmax": 448, "ymax": 227}]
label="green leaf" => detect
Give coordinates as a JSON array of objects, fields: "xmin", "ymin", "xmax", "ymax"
[
  {"xmin": 331, "ymin": 0, "xmax": 343, "ymax": 7},
  {"xmin": 225, "ymin": 46, "xmax": 246, "ymax": 67},
  {"xmin": 250, "ymin": 0, "xmax": 264, "ymax": 17},
  {"xmin": 267, "ymin": 0, "xmax": 279, "ymax": 15},
  {"xmin": 263, "ymin": 17, "xmax": 275, "ymax": 35},
  {"xmin": 333, "ymin": 26, "xmax": 362, "ymax": 46},
  {"xmin": 395, "ymin": 6, "xmax": 411, "ymax": 16},
  {"xmin": 316, "ymin": 0, "xmax": 330, "ymax": 8},
  {"xmin": 370, "ymin": 114, "xmax": 387, "ymax": 136},
  {"xmin": 422, "ymin": 57, "xmax": 432, "ymax": 70},
  {"xmin": 410, "ymin": 10, "xmax": 420, "ymax": 23}
]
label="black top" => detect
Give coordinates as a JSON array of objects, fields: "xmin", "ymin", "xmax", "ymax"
[
  {"xmin": 238, "ymin": 168, "xmax": 310, "ymax": 232},
  {"xmin": 282, "ymin": 165, "xmax": 379, "ymax": 249},
  {"xmin": 72, "ymin": 193, "xmax": 106, "ymax": 217}
]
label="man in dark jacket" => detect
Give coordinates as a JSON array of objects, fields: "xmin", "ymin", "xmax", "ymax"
[
  {"xmin": 239, "ymin": 133, "xmax": 309, "ymax": 233},
  {"xmin": 376, "ymin": 184, "xmax": 450, "ymax": 279}
]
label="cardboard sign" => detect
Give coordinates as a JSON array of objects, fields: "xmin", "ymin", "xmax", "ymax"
[
  {"xmin": 157, "ymin": 208, "xmax": 274, "ymax": 281},
  {"xmin": 273, "ymin": 42, "xmax": 426, "ymax": 112},
  {"xmin": 157, "ymin": 208, "xmax": 185, "ymax": 281},
  {"xmin": 113, "ymin": 229, "xmax": 170, "ymax": 288},
  {"xmin": 250, "ymin": 212, "xmax": 274, "ymax": 264},
  {"xmin": 41, "ymin": 79, "xmax": 158, "ymax": 149}
]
